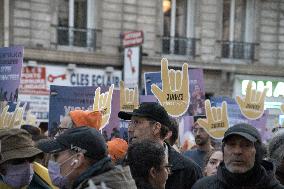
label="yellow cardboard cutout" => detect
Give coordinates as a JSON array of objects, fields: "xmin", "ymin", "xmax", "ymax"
[
  {"xmin": 151, "ymin": 58, "xmax": 190, "ymax": 117},
  {"xmin": 93, "ymin": 84, "xmax": 114, "ymax": 129},
  {"xmin": 236, "ymin": 80, "xmax": 267, "ymax": 120},
  {"xmin": 21, "ymin": 110, "xmax": 39, "ymax": 127},
  {"xmin": 281, "ymin": 104, "xmax": 284, "ymax": 114},
  {"xmin": 197, "ymin": 100, "xmax": 229, "ymax": 139},
  {"xmin": 120, "ymin": 81, "xmax": 139, "ymax": 112},
  {"xmin": 0, "ymin": 102, "xmax": 26, "ymax": 128}
]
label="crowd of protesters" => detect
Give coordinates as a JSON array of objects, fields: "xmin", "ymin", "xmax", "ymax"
[{"xmin": 1, "ymin": 101, "xmax": 284, "ymax": 189}]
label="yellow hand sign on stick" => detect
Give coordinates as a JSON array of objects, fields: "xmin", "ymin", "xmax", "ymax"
[
  {"xmin": 21, "ymin": 110, "xmax": 39, "ymax": 127},
  {"xmin": 120, "ymin": 81, "xmax": 139, "ymax": 112},
  {"xmin": 0, "ymin": 102, "xmax": 26, "ymax": 128},
  {"xmin": 93, "ymin": 84, "xmax": 114, "ymax": 129},
  {"xmin": 236, "ymin": 80, "xmax": 268, "ymax": 120},
  {"xmin": 197, "ymin": 100, "xmax": 229, "ymax": 139},
  {"xmin": 151, "ymin": 58, "xmax": 190, "ymax": 117},
  {"xmin": 281, "ymin": 104, "xmax": 284, "ymax": 114}
]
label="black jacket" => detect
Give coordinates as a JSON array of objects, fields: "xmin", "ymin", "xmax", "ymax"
[
  {"xmin": 192, "ymin": 160, "xmax": 284, "ymax": 189},
  {"xmin": 166, "ymin": 143, "xmax": 202, "ymax": 189},
  {"xmin": 134, "ymin": 178, "xmax": 154, "ymax": 189}
]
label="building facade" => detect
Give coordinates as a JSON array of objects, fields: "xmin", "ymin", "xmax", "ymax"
[{"xmin": 1, "ymin": 0, "xmax": 284, "ymax": 126}]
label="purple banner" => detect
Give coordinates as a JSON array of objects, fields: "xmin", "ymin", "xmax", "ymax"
[
  {"xmin": 139, "ymin": 95, "xmax": 157, "ymax": 103},
  {"xmin": 0, "ymin": 46, "xmax": 23, "ymax": 102},
  {"xmin": 48, "ymin": 85, "xmax": 120, "ymax": 137}
]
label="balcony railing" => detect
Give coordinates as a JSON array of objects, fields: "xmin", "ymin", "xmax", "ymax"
[
  {"xmin": 221, "ymin": 41, "xmax": 256, "ymax": 60},
  {"xmin": 162, "ymin": 36, "xmax": 196, "ymax": 57},
  {"xmin": 56, "ymin": 26, "xmax": 100, "ymax": 49}
]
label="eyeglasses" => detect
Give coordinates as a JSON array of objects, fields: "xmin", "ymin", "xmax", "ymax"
[{"xmin": 128, "ymin": 120, "xmax": 156, "ymax": 127}]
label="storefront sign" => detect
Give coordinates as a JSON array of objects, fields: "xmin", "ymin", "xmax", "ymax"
[
  {"xmin": 242, "ymin": 80, "xmax": 284, "ymax": 98},
  {"xmin": 122, "ymin": 31, "xmax": 144, "ymax": 47},
  {"xmin": 18, "ymin": 64, "xmax": 122, "ymax": 122},
  {"xmin": 123, "ymin": 47, "xmax": 140, "ymax": 88}
]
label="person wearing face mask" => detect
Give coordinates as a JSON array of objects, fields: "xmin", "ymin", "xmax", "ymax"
[
  {"xmin": 0, "ymin": 128, "xmax": 43, "ymax": 189},
  {"xmin": 37, "ymin": 126, "xmax": 136, "ymax": 189}
]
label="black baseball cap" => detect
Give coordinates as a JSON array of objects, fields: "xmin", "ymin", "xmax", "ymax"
[
  {"xmin": 222, "ymin": 123, "xmax": 262, "ymax": 143},
  {"xmin": 37, "ymin": 126, "xmax": 107, "ymax": 160},
  {"xmin": 118, "ymin": 102, "xmax": 171, "ymax": 127}
]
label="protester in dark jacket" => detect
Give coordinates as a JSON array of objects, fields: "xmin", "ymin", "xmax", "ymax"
[
  {"xmin": 193, "ymin": 160, "xmax": 283, "ymax": 189},
  {"xmin": 268, "ymin": 130, "xmax": 284, "ymax": 185},
  {"xmin": 38, "ymin": 126, "xmax": 136, "ymax": 189},
  {"xmin": 166, "ymin": 142, "xmax": 203, "ymax": 189},
  {"xmin": 192, "ymin": 123, "xmax": 284, "ymax": 189},
  {"xmin": 118, "ymin": 102, "xmax": 202, "ymax": 189}
]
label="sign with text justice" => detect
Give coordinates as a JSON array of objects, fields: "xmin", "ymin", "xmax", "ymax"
[
  {"xmin": 120, "ymin": 81, "xmax": 139, "ymax": 112},
  {"xmin": 197, "ymin": 100, "xmax": 229, "ymax": 139},
  {"xmin": 151, "ymin": 58, "xmax": 190, "ymax": 117},
  {"xmin": 236, "ymin": 80, "xmax": 268, "ymax": 120},
  {"xmin": 0, "ymin": 46, "xmax": 23, "ymax": 102}
]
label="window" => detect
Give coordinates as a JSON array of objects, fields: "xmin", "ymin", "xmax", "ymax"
[
  {"xmin": 222, "ymin": 0, "xmax": 256, "ymax": 60},
  {"xmin": 162, "ymin": 0, "xmax": 196, "ymax": 56},
  {"xmin": 57, "ymin": 0, "xmax": 97, "ymax": 48}
]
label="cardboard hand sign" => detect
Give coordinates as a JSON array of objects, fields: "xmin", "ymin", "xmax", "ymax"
[
  {"xmin": 236, "ymin": 81, "xmax": 267, "ymax": 120},
  {"xmin": 197, "ymin": 100, "xmax": 229, "ymax": 139},
  {"xmin": 93, "ymin": 84, "xmax": 114, "ymax": 129},
  {"xmin": 281, "ymin": 104, "xmax": 284, "ymax": 114},
  {"xmin": 21, "ymin": 110, "xmax": 39, "ymax": 127},
  {"xmin": 120, "ymin": 81, "xmax": 139, "ymax": 112},
  {"xmin": 151, "ymin": 58, "xmax": 190, "ymax": 117},
  {"xmin": 0, "ymin": 103, "xmax": 26, "ymax": 128}
]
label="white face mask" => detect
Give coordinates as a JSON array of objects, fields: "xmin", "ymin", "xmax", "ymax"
[{"xmin": 2, "ymin": 162, "xmax": 34, "ymax": 188}]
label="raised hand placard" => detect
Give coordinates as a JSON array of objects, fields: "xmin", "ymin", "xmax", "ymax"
[
  {"xmin": 236, "ymin": 81, "xmax": 267, "ymax": 120},
  {"xmin": 197, "ymin": 100, "xmax": 229, "ymax": 139},
  {"xmin": 93, "ymin": 84, "xmax": 114, "ymax": 129},
  {"xmin": 120, "ymin": 81, "xmax": 139, "ymax": 112},
  {"xmin": 151, "ymin": 58, "xmax": 190, "ymax": 117}
]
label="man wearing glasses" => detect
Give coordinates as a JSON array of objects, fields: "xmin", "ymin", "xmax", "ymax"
[{"xmin": 118, "ymin": 102, "xmax": 202, "ymax": 189}]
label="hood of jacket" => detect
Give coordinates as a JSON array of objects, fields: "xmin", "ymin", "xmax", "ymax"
[{"xmin": 75, "ymin": 165, "xmax": 137, "ymax": 189}]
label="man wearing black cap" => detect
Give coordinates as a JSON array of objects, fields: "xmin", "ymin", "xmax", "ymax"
[
  {"xmin": 192, "ymin": 123, "xmax": 284, "ymax": 189},
  {"xmin": 118, "ymin": 102, "xmax": 202, "ymax": 189},
  {"xmin": 37, "ymin": 126, "xmax": 136, "ymax": 189},
  {"xmin": 183, "ymin": 115, "xmax": 213, "ymax": 169}
]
